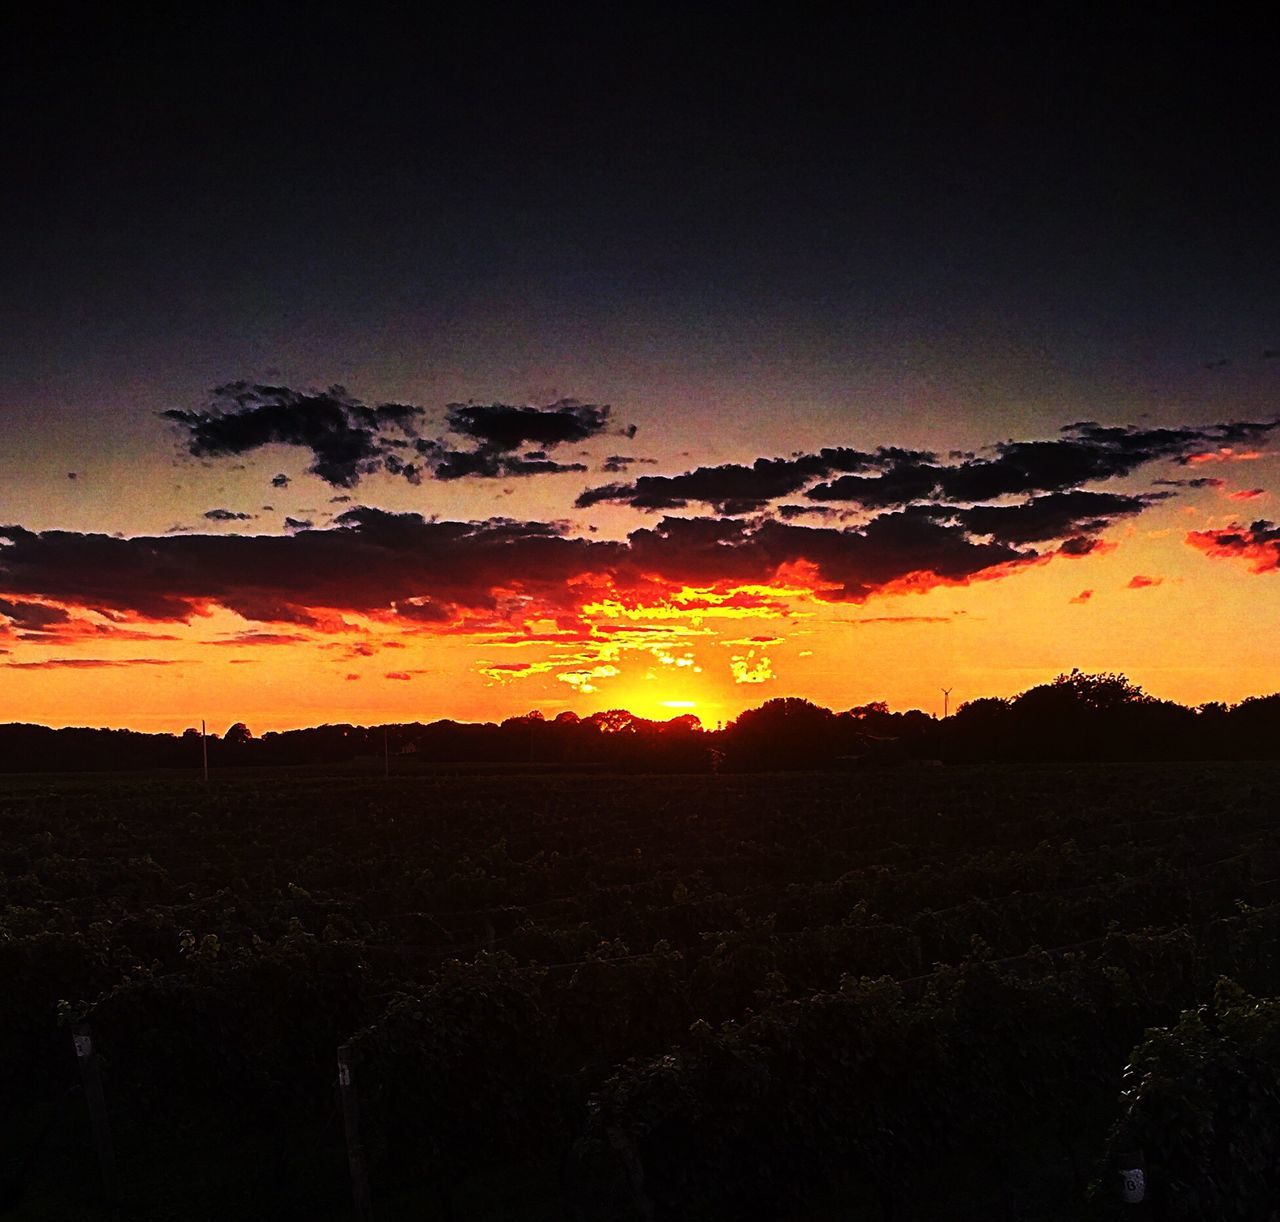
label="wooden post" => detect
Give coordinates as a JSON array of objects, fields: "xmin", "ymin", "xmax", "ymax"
[
  {"xmin": 71, "ymin": 1024, "xmax": 117, "ymax": 1203},
  {"xmin": 337, "ymin": 1044, "xmax": 373, "ymax": 1221},
  {"xmin": 201, "ymin": 719, "xmax": 209, "ymax": 784}
]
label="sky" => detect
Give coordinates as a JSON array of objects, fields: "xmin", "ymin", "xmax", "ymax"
[{"xmin": 2, "ymin": 7, "xmax": 1278, "ymax": 732}]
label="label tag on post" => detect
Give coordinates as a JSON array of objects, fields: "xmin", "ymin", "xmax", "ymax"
[{"xmin": 1120, "ymin": 1168, "xmax": 1145, "ymax": 1203}]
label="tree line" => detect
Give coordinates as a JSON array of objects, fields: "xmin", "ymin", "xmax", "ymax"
[{"xmin": 2, "ymin": 671, "xmax": 1279, "ymax": 772}]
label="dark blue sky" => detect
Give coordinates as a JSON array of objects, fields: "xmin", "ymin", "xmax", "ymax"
[{"xmin": 6, "ymin": 7, "xmax": 1276, "ymax": 424}]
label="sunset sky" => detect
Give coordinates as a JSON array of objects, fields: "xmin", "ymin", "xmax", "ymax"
[{"xmin": 3, "ymin": 9, "xmax": 1278, "ymax": 732}]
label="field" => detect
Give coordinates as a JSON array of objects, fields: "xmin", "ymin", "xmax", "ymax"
[{"xmin": 3, "ymin": 763, "xmax": 1279, "ymax": 1219}]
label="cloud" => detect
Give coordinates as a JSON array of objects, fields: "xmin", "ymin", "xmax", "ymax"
[
  {"xmin": 385, "ymin": 671, "xmax": 413, "ymax": 680},
  {"xmin": 730, "ymin": 651, "xmax": 773, "ymax": 683},
  {"xmin": 1127, "ymin": 574, "xmax": 1163, "ymax": 588},
  {"xmin": 809, "ymin": 420, "xmax": 1280, "ymax": 508},
  {"xmin": 0, "ymin": 597, "xmax": 71, "ymax": 630},
  {"xmin": 445, "ymin": 400, "xmax": 612, "ymax": 452},
  {"xmin": 556, "ymin": 663, "xmax": 621, "ymax": 693},
  {"xmin": 0, "ymin": 496, "xmax": 1198, "ymax": 643},
  {"xmin": 429, "ymin": 449, "xmax": 587, "ymax": 481},
  {"xmin": 1055, "ymin": 535, "xmax": 1115, "ymax": 557},
  {"xmin": 576, "ymin": 417, "xmax": 1278, "ymax": 519},
  {"xmin": 1227, "ymin": 488, "xmax": 1268, "ymax": 502},
  {"xmin": 284, "ymin": 517, "xmax": 313, "ymax": 531},
  {"xmin": 1186, "ymin": 519, "xmax": 1280, "ymax": 574},
  {"xmin": 3, "ymin": 657, "xmax": 179, "ymax": 669},
  {"xmin": 1181, "ymin": 447, "xmax": 1265, "ymax": 465},
  {"xmin": 1152, "ymin": 476, "xmax": 1226, "ymax": 489},
  {"xmin": 203, "ymin": 508, "xmax": 256, "ymax": 522},
  {"xmin": 163, "ymin": 383, "xmax": 427, "ymax": 488},
  {"xmin": 1069, "ymin": 589, "xmax": 1093, "ymax": 604},
  {"xmin": 946, "ymin": 489, "xmax": 1160, "ymax": 544},
  {"xmin": 601, "ymin": 455, "xmax": 658, "ymax": 473},
  {"xmin": 848, "ymin": 615, "xmax": 953, "ymax": 625},
  {"xmin": 271, "ymin": 473, "xmax": 291, "ymax": 488},
  {"xmin": 210, "ymin": 632, "xmax": 310, "ymax": 646},
  {"xmin": 578, "ymin": 449, "xmax": 875, "ymax": 515}
]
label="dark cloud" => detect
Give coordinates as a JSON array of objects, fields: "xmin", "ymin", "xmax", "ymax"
[
  {"xmin": 945, "ymin": 490, "xmax": 1161, "ymax": 544},
  {"xmin": 808, "ymin": 419, "xmax": 1280, "ymax": 508},
  {"xmin": 0, "ymin": 597, "xmax": 72, "ymax": 630},
  {"xmin": 621, "ymin": 509, "xmax": 1033, "ymax": 602},
  {"xmin": 430, "ymin": 449, "xmax": 587, "ymax": 481},
  {"xmin": 271, "ymin": 473, "xmax": 291, "ymax": 488},
  {"xmin": 601, "ymin": 455, "xmax": 658, "ymax": 473},
  {"xmin": 1056, "ymin": 535, "xmax": 1110, "ymax": 557},
  {"xmin": 0, "ymin": 506, "xmax": 1043, "ymax": 630},
  {"xmin": 445, "ymin": 400, "xmax": 612, "ymax": 452},
  {"xmin": 1186, "ymin": 519, "xmax": 1280, "ymax": 573},
  {"xmin": 776, "ymin": 504, "xmax": 849, "ymax": 521},
  {"xmin": 163, "ymin": 383, "xmax": 427, "ymax": 488},
  {"xmin": 203, "ymin": 508, "xmax": 256, "ymax": 522},
  {"xmin": 578, "ymin": 449, "xmax": 876, "ymax": 515},
  {"xmin": 579, "ymin": 418, "xmax": 1277, "ymax": 517},
  {"xmin": 284, "ymin": 517, "xmax": 313, "ymax": 531},
  {"xmin": 1153, "ymin": 476, "xmax": 1226, "ymax": 489}
]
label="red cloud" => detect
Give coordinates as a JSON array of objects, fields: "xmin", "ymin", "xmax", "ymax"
[
  {"xmin": 1186, "ymin": 521, "xmax": 1280, "ymax": 574},
  {"xmin": 849, "ymin": 615, "xmax": 952, "ymax": 625},
  {"xmin": 1069, "ymin": 589, "xmax": 1093, "ymax": 604},
  {"xmin": 210, "ymin": 632, "xmax": 311, "ymax": 646},
  {"xmin": 1127, "ymin": 575, "xmax": 1163, "ymax": 588},
  {"xmin": 3, "ymin": 658, "xmax": 179, "ymax": 669},
  {"xmin": 1227, "ymin": 488, "xmax": 1268, "ymax": 502}
]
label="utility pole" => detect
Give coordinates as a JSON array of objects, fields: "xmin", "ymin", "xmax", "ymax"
[
  {"xmin": 201, "ymin": 719, "xmax": 209, "ymax": 783},
  {"xmin": 941, "ymin": 687, "xmax": 952, "ymax": 719}
]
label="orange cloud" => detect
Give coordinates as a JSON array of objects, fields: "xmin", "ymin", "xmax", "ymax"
[
  {"xmin": 1185, "ymin": 448, "xmax": 1265, "ymax": 464},
  {"xmin": 1127, "ymin": 575, "xmax": 1163, "ymax": 589},
  {"xmin": 1069, "ymin": 589, "xmax": 1093, "ymax": 604}
]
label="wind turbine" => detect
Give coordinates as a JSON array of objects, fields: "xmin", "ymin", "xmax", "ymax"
[{"xmin": 941, "ymin": 687, "xmax": 953, "ymax": 719}]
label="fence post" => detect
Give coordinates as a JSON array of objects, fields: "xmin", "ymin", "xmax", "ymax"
[
  {"xmin": 337, "ymin": 1044, "xmax": 373, "ymax": 1221},
  {"xmin": 71, "ymin": 1024, "xmax": 117, "ymax": 1203}
]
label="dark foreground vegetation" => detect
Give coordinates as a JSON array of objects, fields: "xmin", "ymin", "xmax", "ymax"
[
  {"xmin": 3, "ymin": 762, "xmax": 1280, "ymax": 1219},
  {"xmin": 4, "ymin": 672, "xmax": 1280, "ymax": 776}
]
